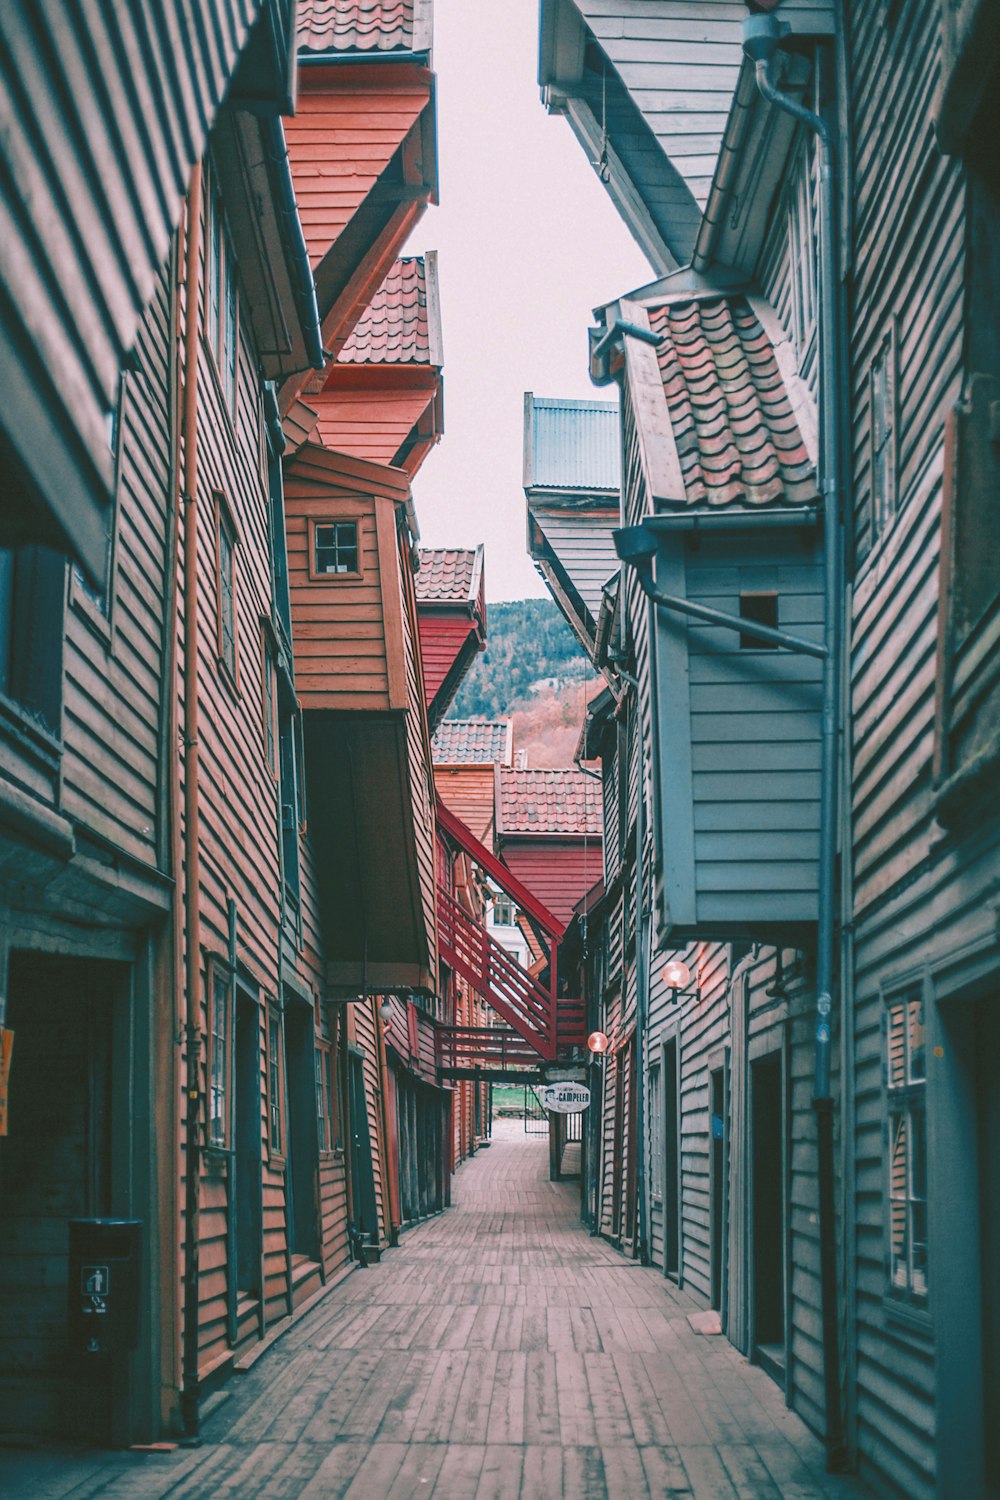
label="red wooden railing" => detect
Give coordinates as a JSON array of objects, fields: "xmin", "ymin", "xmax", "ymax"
[
  {"xmin": 434, "ymin": 1025, "xmax": 542, "ymax": 1073},
  {"xmin": 437, "ymin": 883, "xmax": 586, "ymax": 1063}
]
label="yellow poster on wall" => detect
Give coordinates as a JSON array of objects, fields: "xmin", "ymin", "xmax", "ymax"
[{"xmin": 0, "ymin": 1028, "xmax": 14, "ymax": 1136}]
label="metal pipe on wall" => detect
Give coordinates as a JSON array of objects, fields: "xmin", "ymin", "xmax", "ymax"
[
  {"xmin": 180, "ymin": 159, "xmax": 205, "ymax": 1441},
  {"xmin": 746, "ymin": 18, "xmax": 847, "ymax": 1472}
]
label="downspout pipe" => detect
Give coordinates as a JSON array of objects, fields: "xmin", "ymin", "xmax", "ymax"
[
  {"xmin": 181, "ymin": 161, "xmax": 205, "ymax": 1442},
  {"xmin": 746, "ymin": 16, "xmax": 847, "ymax": 1472}
]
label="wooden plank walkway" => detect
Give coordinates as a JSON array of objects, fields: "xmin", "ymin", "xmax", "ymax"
[{"xmin": 0, "ymin": 1123, "xmax": 871, "ymax": 1497}]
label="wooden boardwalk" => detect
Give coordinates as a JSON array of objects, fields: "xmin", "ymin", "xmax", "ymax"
[{"xmin": 0, "ymin": 1123, "xmax": 870, "ymax": 1498}]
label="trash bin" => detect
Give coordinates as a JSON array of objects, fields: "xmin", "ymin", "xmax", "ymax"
[{"xmin": 68, "ymin": 1219, "xmax": 142, "ymax": 1354}]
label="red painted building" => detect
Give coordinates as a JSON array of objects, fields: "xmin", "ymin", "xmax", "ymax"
[{"xmin": 495, "ymin": 767, "xmax": 604, "ymax": 928}]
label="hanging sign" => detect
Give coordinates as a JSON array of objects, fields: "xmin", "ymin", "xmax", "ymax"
[
  {"xmin": 538, "ymin": 1082, "xmax": 590, "ymax": 1115},
  {"xmin": 0, "ymin": 1028, "xmax": 13, "ymax": 1136}
]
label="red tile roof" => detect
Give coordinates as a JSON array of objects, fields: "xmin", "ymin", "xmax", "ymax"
[
  {"xmin": 432, "ymin": 720, "xmax": 512, "ymax": 766},
  {"xmin": 648, "ymin": 296, "xmax": 819, "ymax": 510},
  {"xmin": 339, "ymin": 257, "xmax": 436, "ymax": 365},
  {"xmin": 415, "ymin": 547, "xmax": 481, "ymax": 605},
  {"xmin": 497, "ymin": 768, "xmax": 603, "ymax": 838},
  {"xmin": 298, "ymin": 0, "xmax": 416, "ymax": 53}
]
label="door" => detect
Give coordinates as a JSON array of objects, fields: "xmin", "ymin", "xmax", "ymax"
[
  {"xmin": 663, "ymin": 1037, "xmax": 680, "ymax": 1279},
  {"xmin": 624, "ymin": 1037, "xmax": 639, "ymax": 1249},
  {"xmin": 611, "ymin": 1049, "xmax": 625, "ymax": 1241},
  {"xmin": 234, "ymin": 993, "xmax": 263, "ymax": 1300},
  {"xmin": 348, "ymin": 1050, "xmax": 379, "ymax": 1241},
  {"xmin": 0, "ymin": 955, "xmax": 116, "ymax": 1441},
  {"xmin": 978, "ymin": 1001, "xmax": 999, "ymax": 1500},
  {"xmin": 284, "ymin": 1001, "xmax": 320, "ymax": 1263},
  {"xmin": 710, "ymin": 1066, "xmax": 727, "ymax": 1312},
  {"xmin": 751, "ymin": 1050, "xmax": 786, "ymax": 1381}
]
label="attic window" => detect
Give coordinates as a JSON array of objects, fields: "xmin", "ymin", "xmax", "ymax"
[
  {"xmin": 313, "ymin": 521, "xmax": 359, "ymax": 577},
  {"xmin": 739, "ymin": 592, "xmax": 778, "ymax": 649}
]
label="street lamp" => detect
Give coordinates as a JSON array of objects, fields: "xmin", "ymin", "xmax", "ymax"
[{"xmin": 662, "ymin": 958, "xmax": 700, "ymax": 1001}]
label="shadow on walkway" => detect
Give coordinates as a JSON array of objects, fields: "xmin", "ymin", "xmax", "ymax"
[{"xmin": 0, "ymin": 1122, "xmax": 871, "ymax": 1497}]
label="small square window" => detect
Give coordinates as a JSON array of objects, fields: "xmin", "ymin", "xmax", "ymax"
[
  {"xmin": 739, "ymin": 592, "xmax": 779, "ymax": 649},
  {"xmin": 314, "ymin": 521, "xmax": 359, "ymax": 577}
]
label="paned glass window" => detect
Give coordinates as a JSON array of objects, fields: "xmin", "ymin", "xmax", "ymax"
[
  {"xmin": 268, "ymin": 1010, "xmax": 284, "ymax": 1156},
  {"xmin": 208, "ymin": 176, "xmax": 238, "ymax": 418},
  {"xmin": 649, "ymin": 1062, "xmax": 663, "ymax": 1201},
  {"xmin": 217, "ymin": 502, "xmax": 237, "ymax": 681},
  {"xmin": 209, "ymin": 966, "xmax": 230, "ymax": 1147},
  {"xmin": 886, "ymin": 989, "xmax": 928, "ymax": 1302},
  {"xmin": 871, "ymin": 331, "xmax": 897, "ymax": 541},
  {"xmin": 316, "ymin": 1045, "xmax": 333, "ymax": 1152},
  {"xmin": 314, "ymin": 521, "xmax": 359, "ymax": 576},
  {"xmin": 261, "ymin": 633, "xmax": 277, "ymax": 775}
]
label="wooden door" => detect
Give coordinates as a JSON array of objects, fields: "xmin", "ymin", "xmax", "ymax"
[
  {"xmin": 624, "ymin": 1037, "xmax": 639, "ymax": 1249},
  {"xmin": 0, "ymin": 955, "xmax": 114, "ymax": 1440},
  {"xmin": 978, "ymin": 1001, "xmax": 999, "ymax": 1500},
  {"xmin": 348, "ymin": 1051, "xmax": 379, "ymax": 1241},
  {"xmin": 611, "ymin": 1050, "xmax": 625, "ymax": 1241},
  {"xmin": 710, "ymin": 1066, "xmax": 727, "ymax": 1312},
  {"xmin": 285, "ymin": 1002, "xmax": 320, "ymax": 1263},
  {"xmin": 234, "ymin": 994, "xmax": 263, "ymax": 1299},
  {"xmin": 663, "ymin": 1038, "xmax": 680, "ymax": 1278},
  {"xmin": 751, "ymin": 1050, "xmax": 785, "ymax": 1380}
]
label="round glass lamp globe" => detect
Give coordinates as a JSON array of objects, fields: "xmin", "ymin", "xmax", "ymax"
[
  {"xmin": 587, "ymin": 1030, "xmax": 609, "ymax": 1055},
  {"xmin": 662, "ymin": 958, "xmax": 691, "ymax": 990}
]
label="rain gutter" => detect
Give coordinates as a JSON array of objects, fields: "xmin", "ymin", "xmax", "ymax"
[
  {"xmin": 261, "ymin": 116, "xmax": 325, "ymax": 371},
  {"xmin": 298, "ymin": 50, "xmax": 430, "ymax": 67}
]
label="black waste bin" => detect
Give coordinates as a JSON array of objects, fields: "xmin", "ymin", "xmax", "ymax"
[{"xmin": 68, "ymin": 1219, "xmax": 142, "ymax": 1354}]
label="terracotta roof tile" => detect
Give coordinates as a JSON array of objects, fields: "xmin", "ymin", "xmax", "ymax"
[
  {"xmin": 648, "ymin": 296, "xmax": 819, "ymax": 510},
  {"xmin": 498, "ymin": 768, "xmax": 603, "ymax": 838},
  {"xmin": 415, "ymin": 547, "xmax": 479, "ymax": 604},
  {"xmin": 298, "ymin": 0, "xmax": 415, "ymax": 53},
  {"xmin": 432, "ymin": 720, "xmax": 511, "ymax": 766},
  {"xmin": 339, "ymin": 258, "xmax": 433, "ymax": 365}
]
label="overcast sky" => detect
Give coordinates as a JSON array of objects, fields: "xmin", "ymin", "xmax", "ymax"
[{"xmin": 403, "ymin": 0, "xmax": 652, "ymax": 602}]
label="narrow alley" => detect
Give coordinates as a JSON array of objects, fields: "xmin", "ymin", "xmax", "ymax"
[{"xmin": 0, "ymin": 1125, "xmax": 868, "ymax": 1500}]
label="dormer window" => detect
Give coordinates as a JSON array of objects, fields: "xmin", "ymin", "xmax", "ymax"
[{"xmin": 312, "ymin": 521, "xmax": 359, "ymax": 578}]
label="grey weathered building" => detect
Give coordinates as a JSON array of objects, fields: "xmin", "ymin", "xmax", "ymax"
[{"xmin": 533, "ymin": 3, "xmax": 1000, "ymax": 1497}]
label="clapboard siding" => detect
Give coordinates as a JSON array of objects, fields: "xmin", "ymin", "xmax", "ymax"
[
  {"xmin": 400, "ymin": 543, "xmax": 438, "ymax": 983},
  {"xmin": 500, "ymin": 842, "xmax": 605, "ymax": 929},
  {"xmin": 0, "ymin": 0, "xmax": 262, "ymax": 577},
  {"xmin": 61, "ymin": 261, "xmax": 172, "ymax": 861},
  {"xmin": 846, "ymin": 2, "xmax": 975, "ymax": 1490},
  {"xmin": 434, "ymin": 765, "xmax": 495, "ymax": 842}
]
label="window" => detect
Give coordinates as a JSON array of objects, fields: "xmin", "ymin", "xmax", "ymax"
[
  {"xmin": 870, "ymin": 329, "xmax": 897, "ymax": 541},
  {"xmin": 207, "ymin": 177, "xmax": 238, "ymax": 418},
  {"xmin": 649, "ymin": 1062, "xmax": 663, "ymax": 1202},
  {"xmin": 0, "ymin": 544, "xmax": 65, "ymax": 733},
  {"xmin": 316, "ymin": 1043, "xmax": 334, "ymax": 1152},
  {"xmin": 209, "ymin": 962, "xmax": 231, "ymax": 1148},
  {"xmin": 267, "ymin": 1007, "xmax": 284, "ymax": 1157},
  {"xmin": 739, "ymin": 592, "xmax": 779, "ymax": 649},
  {"xmin": 885, "ymin": 990, "xmax": 928, "ymax": 1303},
  {"xmin": 313, "ymin": 521, "xmax": 359, "ymax": 577},
  {"xmin": 261, "ymin": 626, "xmax": 277, "ymax": 776},
  {"xmin": 216, "ymin": 497, "xmax": 238, "ymax": 684},
  {"xmin": 788, "ymin": 155, "xmax": 818, "ymax": 359},
  {"xmin": 278, "ymin": 687, "xmax": 302, "ymax": 923},
  {"xmin": 492, "ymin": 896, "xmax": 514, "ymax": 927}
]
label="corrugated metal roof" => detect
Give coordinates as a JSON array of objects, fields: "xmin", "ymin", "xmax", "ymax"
[
  {"xmin": 525, "ymin": 395, "xmax": 620, "ymax": 492},
  {"xmin": 298, "ymin": 0, "xmax": 416, "ymax": 53},
  {"xmin": 432, "ymin": 720, "xmax": 511, "ymax": 766},
  {"xmin": 648, "ymin": 295, "xmax": 819, "ymax": 509},
  {"xmin": 415, "ymin": 547, "xmax": 481, "ymax": 604},
  {"xmin": 497, "ymin": 767, "xmax": 603, "ymax": 837}
]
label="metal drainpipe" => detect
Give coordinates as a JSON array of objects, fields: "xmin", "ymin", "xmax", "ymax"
[
  {"xmin": 180, "ymin": 160, "xmax": 205, "ymax": 1442},
  {"xmin": 633, "ymin": 684, "xmax": 649, "ymax": 1265},
  {"xmin": 746, "ymin": 18, "xmax": 847, "ymax": 1472}
]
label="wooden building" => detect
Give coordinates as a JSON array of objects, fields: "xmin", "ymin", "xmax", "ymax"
[
  {"xmin": 535, "ymin": 2, "xmax": 1000, "ymax": 1497},
  {"xmin": 0, "ymin": 0, "xmax": 472, "ymax": 1450},
  {"xmin": 416, "ymin": 548, "xmax": 488, "ymax": 732}
]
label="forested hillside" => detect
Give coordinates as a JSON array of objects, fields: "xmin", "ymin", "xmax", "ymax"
[{"xmin": 449, "ymin": 599, "xmax": 584, "ymax": 718}]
